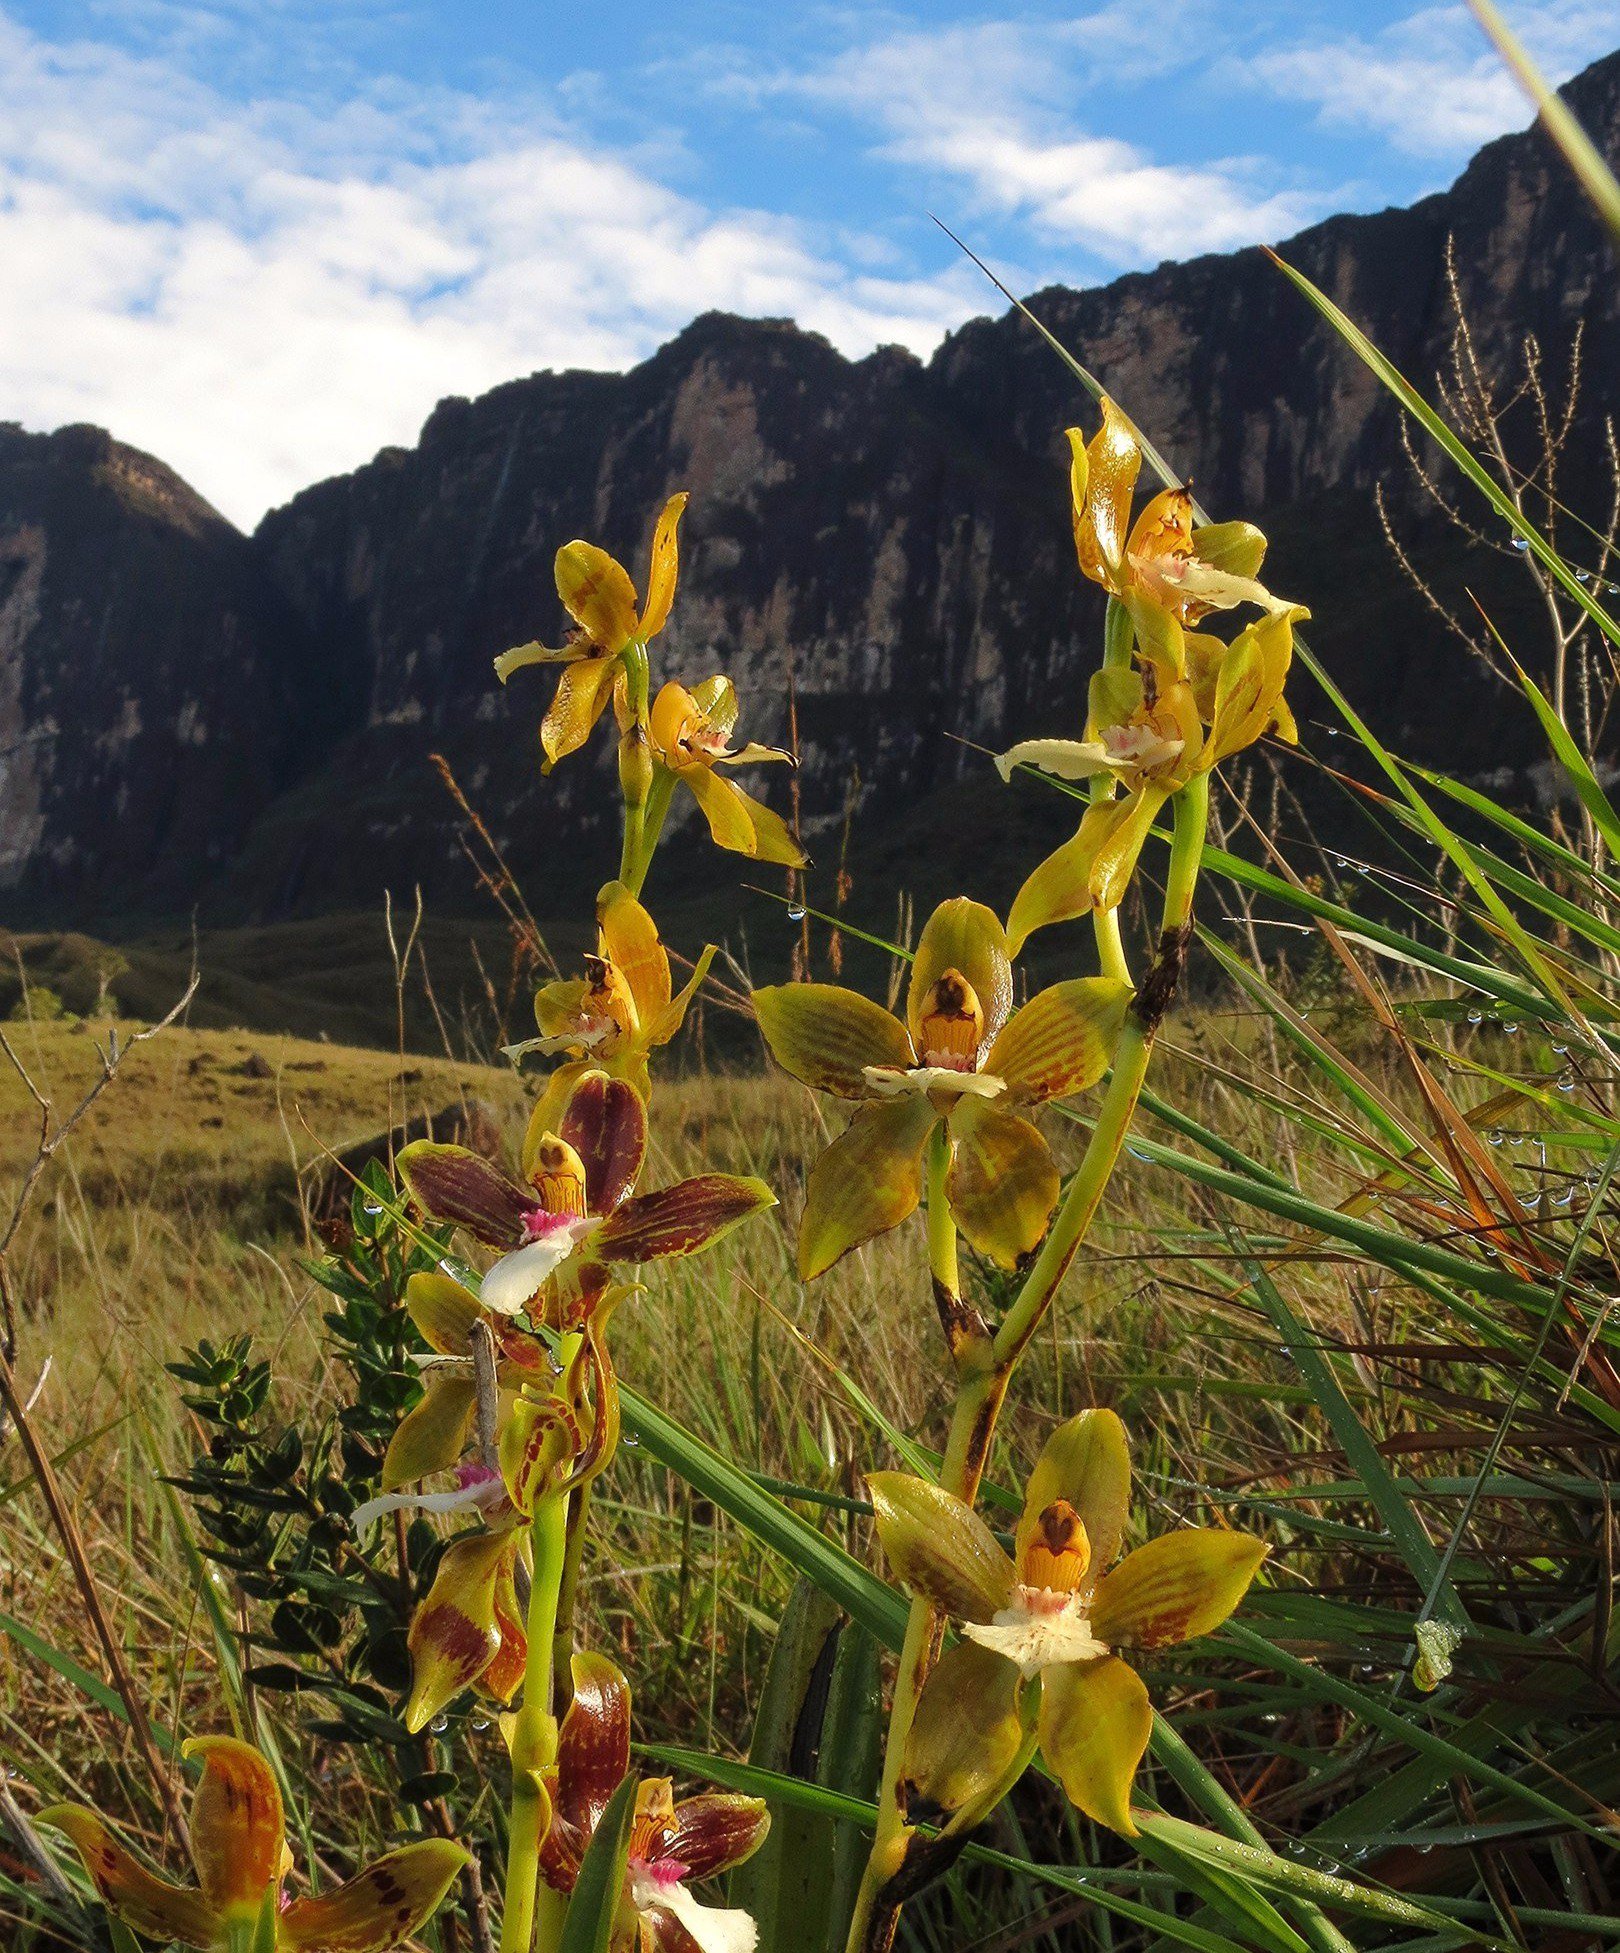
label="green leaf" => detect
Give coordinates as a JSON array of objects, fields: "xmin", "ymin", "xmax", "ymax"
[
  {"xmin": 558, "ymin": 1773, "xmax": 637, "ymax": 1953},
  {"xmin": 619, "ymin": 1385, "xmax": 909, "ymax": 1649}
]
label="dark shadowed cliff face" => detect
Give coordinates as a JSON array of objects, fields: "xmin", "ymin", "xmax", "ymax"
[
  {"xmin": 4, "ymin": 49, "xmax": 1620, "ymax": 927},
  {"xmin": 0, "ymin": 424, "xmax": 332, "ymax": 919}
]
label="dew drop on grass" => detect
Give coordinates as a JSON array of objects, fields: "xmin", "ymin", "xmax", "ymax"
[
  {"xmin": 1489, "ymin": 1130, "xmax": 1505, "ymax": 1146},
  {"xmin": 1502, "ymin": 1021, "xmax": 1520, "ymax": 1034},
  {"xmin": 1578, "ymin": 569, "xmax": 1592, "ymax": 583},
  {"xmin": 787, "ymin": 904, "xmax": 807, "ymax": 922},
  {"xmin": 429, "ymin": 1715, "xmax": 448, "ymax": 1735},
  {"xmin": 622, "ymin": 1432, "xmax": 639, "ymax": 1447},
  {"xmin": 1510, "ymin": 536, "xmax": 1530, "ymax": 553},
  {"xmin": 1552, "ymin": 1041, "xmax": 1569, "ymax": 1055},
  {"xmin": 1557, "ymin": 1076, "xmax": 1575, "ymax": 1093},
  {"xmin": 1466, "ymin": 1008, "xmax": 1482, "ymax": 1024}
]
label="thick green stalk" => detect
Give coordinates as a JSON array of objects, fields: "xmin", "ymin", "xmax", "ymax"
[
  {"xmin": 847, "ymin": 777, "xmax": 1210, "ymax": 1951},
  {"xmin": 501, "ymin": 1489, "xmax": 570, "ymax": 1953},
  {"xmin": 1089, "ymin": 599, "xmax": 1137, "ymax": 987}
]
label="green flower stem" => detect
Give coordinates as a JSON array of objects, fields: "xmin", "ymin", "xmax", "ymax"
[
  {"xmin": 617, "ymin": 644, "xmax": 654, "ymax": 889},
  {"xmin": 994, "ymin": 771, "xmax": 1208, "ymax": 1376},
  {"xmin": 847, "ymin": 775, "xmax": 1211, "ymax": 1953},
  {"xmin": 551, "ymin": 1478, "xmax": 594, "ymax": 1693},
  {"xmin": 623, "ymin": 767, "xmax": 676, "ymax": 899},
  {"xmin": 501, "ymin": 1487, "xmax": 570, "ymax": 1953},
  {"xmin": 1090, "ymin": 599, "xmax": 1137, "ymax": 988}
]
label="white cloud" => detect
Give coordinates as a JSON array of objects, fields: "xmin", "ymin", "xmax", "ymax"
[
  {"xmin": 796, "ymin": 15, "xmax": 1326, "ymax": 266},
  {"xmin": 1243, "ymin": 1, "xmax": 1618, "ymax": 159},
  {"xmin": 0, "ymin": 11, "xmax": 974, "ymax": 527}
]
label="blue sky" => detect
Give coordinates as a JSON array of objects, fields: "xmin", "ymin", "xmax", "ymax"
[{"xmin": 1, "ymin": 0, "xmax": 1613, "ymax": 525}]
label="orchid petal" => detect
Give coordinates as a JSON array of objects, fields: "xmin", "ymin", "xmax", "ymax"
[
  {"xmin": 556, "ymin": 1652, "xmax": 632, "ymax": 1843},
  {"xmin": 403, "ymin": 1271, "xmax": 482, "ymax": 1356},
  {"xmin": 555, "ymin": 540, "xmax": 638, "ymax": 651},
  {"xmin": 752, "ymin": 983, "xmax": 913, "ymax": 1099},
  {"xmin": 1037, "ymin": 1655, "xmax": 1151, "ymax": 1835},
  {"xmin": 659, "ymin": 1796, "xmax": 770, "ymax": 1880},
  {"xmin": 541, "ymin": 655, "xmax": 622, "ymax": 770},
  {"xmin": 183, "ymin": 1736, "xmax": 285, "ymax": 1924},
  {"xmin": 797, "ymin": 1093, "xmax": 938, "ymax": 1278},
  {"xmin": 902, "ymin": 1640, "xmax": 1030, "ymax": 1822},
  {"xmin": 649, "ymin": 942, "xmax": 715, "ymax": 1048},
  {"xmin": 866, "ymin": 1472, "xmax": 1015, "ymax": 1623},
  {"xmin": 640, "ymin": 1878, "xmax": 759, "ymax": 1953},
  {"xmin": 639, "ymin": 493, "xmax": 688, "ymax": 642},
  {"xmin": 1091, "ymin": 1529, "xmax": 1267, "ymax": 1648},
  {"xmin": 404, "ymin": 1530, "xmax": 514, "ymax": 1731},
  {"xmin": 494, "ymin": 640, "xmax": 577, "ymax": 683},
  {"xmin": 593, "ymin": 1175, "xmax": 775, "ymax": 1264},
  {"xmin": 906, "ymin": 899, "xmax": 1013, "ymax": 1054},
  {"xmin": 480, "ymin": 1227, "xmax": 594, "ymax": 1317},
  {"xmin": 944, "ymin": 1097, "xmax": 1059, "ymax": 1268},
  {"xmin": 396, "ymin": 1142, "xmax": 532, "ymax": 1252},
  {"xmin": 995, "ymin": 738, "xmax": 1112, "ymax": 783},
  {"xmin": 1018, "ymin": 1410, "xmax": 1131, "ymax": 1592},
  {"xmin": 683, "ymin": 766, "xmax": 805, "ymax": 866},
  {"xmin": 1079, "ymin": 399, "xmax": 1142, "ymax": 583},
  {"xmin": 1005, "ymin": 798, "xmax": 1125, "ymax": 954},
  {"xmin": 962, "ymin": 1601, "xmax": 1110, "ymax": 1676},
  {"xmin": 38, "ymin": 1807, "xmax": 221, "ymax": 1948},
  {"xmin": 380, "ymin": 1374, "xmax": 479, "ymax": 1492},
  {"xmin": 279, "ymin": 1840, "xmax": 468, "ymax": 1952},
  {"xmin": 598, "ymin": 882, "xmax": 673, "ymax": 1027},
  {"xmin": 558, "ymin": 1069, "xmax": 648, "ymax": 1214},
  {"xmin": 986, "ymin": 978, "xmax": 1132, "ymax": 1105}
]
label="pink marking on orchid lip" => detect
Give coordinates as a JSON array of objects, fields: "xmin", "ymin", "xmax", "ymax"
[
  {"xmin": 521, "ymin": 1206, "xmax": 575, "ymax": 1244},
  {"xmin": 920, "ymin": 1050, "xmax": 976, "ymax": 1073},
  {"xmin": 454, "ymin": 1460, "xmax": 502, "ymax": 1493},
  {"xmin": 633, "ymin": 1856, "xmax": 689, "ymax": 1893},
  {"xmin": 688, "ymin": 724, "xmax": 730, "ymax": 758},
  {"xmin": 1017, "ymin": 1584, "xmax": 1076, "ymax": 1618}
]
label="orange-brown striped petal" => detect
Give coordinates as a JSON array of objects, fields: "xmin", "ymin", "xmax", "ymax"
[
  {"xmin": 639, "ymin": 493, "xmax": 688, "ymax": 641},
  {"xmin": 593, "ymin": 1175, "xmax": 775, "ymax": 1264},
  {"xmin": 183, "ymin": 1736, "xmax": 285, "ymax": 1924},
  {"xmin": 558, "ymin": 1069, "xmax": 648, "ymax": 1215},
  {"xmin": 984, "ymin": 978, "xmax": 1132, "ymax": 1104},
  {"xmin": 659, "ymin": 1795, "xmax": 770, "ymax": 1879},
  {"xmin": 39, "ymin": 1807, "xmax": 221, "ymax": 1948},
  {"xmin": 278, "ymin": 1839, "xmax": 468, "ymax": 1952},
  {"xmin": 752, "ymin": 982, "xmax": 914, "ymax": 1098},
  {"xmin": 797, "ymin": 1093, "xmax": 939, "ymax": 1279},
  {"xmin": 396, "ymin": 1142, "xmax": 532, "ymax": 1251},
  {"xmin": 597, "ymin": 882, "xmax": 673, "ymax": 1028}
]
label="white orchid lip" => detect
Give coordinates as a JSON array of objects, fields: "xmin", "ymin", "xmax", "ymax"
[
  {"xmin": 962, "ymin": 1587, "xmax": 1111, "ymax": 1678},
  {"xmin": 628, "ymin": 1863, "xmax": 759, "ymax": 1953},
  {"xmin": 480, "ymin": 1215, "xmax": 601, "ymax": 1316},
  {"xmin": 863, "ymin": 1064, "xmax": 1006, "ymax": 1100},
  {"xmin": 1101, "ymin": 723, "xmax": 1183, "ymax": 771},
  {"xmin": 348, "ymin": 1472, "xmax": 510, "ymax": 1536}
]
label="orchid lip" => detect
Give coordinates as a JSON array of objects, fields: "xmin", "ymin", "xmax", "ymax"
[{"xmin": 863, "ymin": 1064, "xmax": 1006, "ymax": 1100}]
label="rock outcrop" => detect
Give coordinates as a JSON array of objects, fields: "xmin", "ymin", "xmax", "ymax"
[{"xmin": 4, "ymin": 49, "xmax": 1620, "ymax": 926}]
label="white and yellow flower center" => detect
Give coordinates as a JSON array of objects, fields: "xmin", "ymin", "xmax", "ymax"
[
  {"xmin": 962, "ymin": 1501, "xmax": 1111, "ymax": 1675},
  {"xmin": 1100, "ymin": 721, "xmax": 1184, "ymax": 773}
]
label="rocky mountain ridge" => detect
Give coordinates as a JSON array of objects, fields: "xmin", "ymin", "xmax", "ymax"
[{"xmin": 4, "ymin": 47, "xmax": 1620, "ymax": 929}]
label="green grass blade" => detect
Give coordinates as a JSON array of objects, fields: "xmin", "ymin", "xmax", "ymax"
[{"xmin": 557, "ymin": 1774, "xmax": 637, "ymax": 1953}]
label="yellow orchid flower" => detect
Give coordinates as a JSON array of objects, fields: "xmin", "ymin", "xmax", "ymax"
[
  {"xmin": 510, "ymin": 880, "xmax": 716, "ymax": 1141},
  {"xmin": 495, "ymin": 493, "xmax": 687, "ymax": 770},
  {"xmin": 537, "ymin": 1653, "xmax": 770, "ymax": 1953},
  {"xmin": 753, "ymin": 899, "xmax": 1130, "ymax": 1276},
  {"xmin": 397, "ymin": 1069, "xmax": 774, "ymax": 1321},
  {"xmin": 42, "ymin": 1736, "xmax": 466, "ymax": 1951},
  {"xmin": 650, "ymin": 675, "xmax": 806, "ymax": 867},
  {"xmin": 999, "ymin": 604, "xmax": 1307, "ymax": 952},
  {"xmin": 1066, "ymin": 399, "xmax": 1288, "ymax": 644},
  {"xmin": 870, "ymin": 1409, "xmax": 1267, "ymax": 1835}
]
